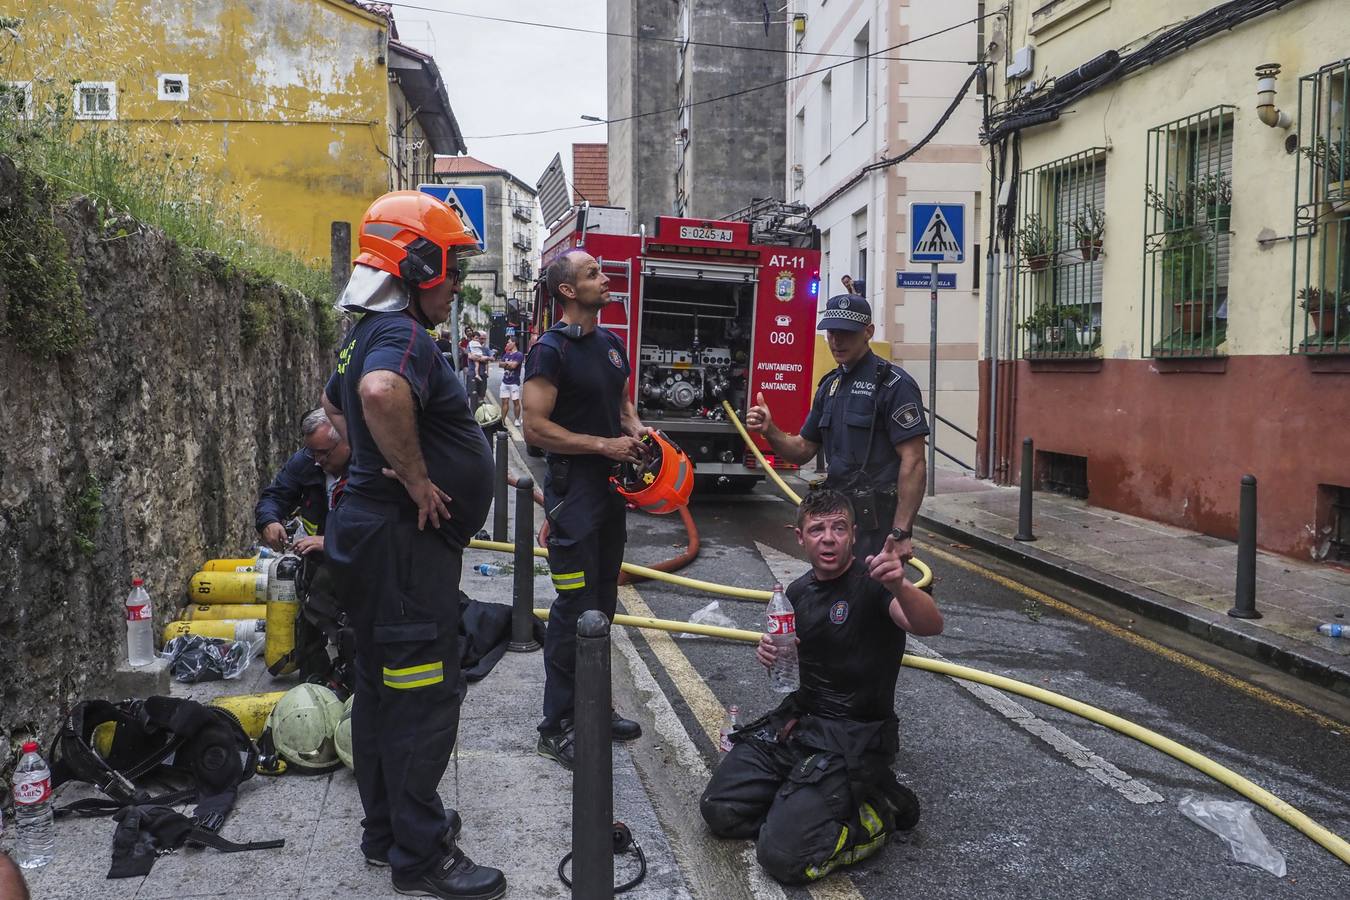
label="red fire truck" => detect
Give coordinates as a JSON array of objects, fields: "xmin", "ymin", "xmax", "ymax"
[{"xmin": 528, "ymin": 202, "xmax": 821, "ymax": 490}]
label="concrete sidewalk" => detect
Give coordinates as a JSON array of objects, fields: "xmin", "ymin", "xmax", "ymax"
[
  {"xmin": 12, "ymin": 453, "xmax": 691, "ymax": 900},
  {"xmin": 907, "ymin": 471, "xmax": 1350, "ymax": 696}
]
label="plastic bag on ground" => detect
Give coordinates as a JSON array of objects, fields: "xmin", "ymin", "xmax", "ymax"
[
  {"xmin": 1178, "ymin": 794, "xmax": 1286, "ymax": 876},
  {"xmin": 679, "ymin": 601, "xmax": 736, "ymax": 638},
  {"xmin": 161, "ymin": 635, "xmax": 262, "ymax": 683}
]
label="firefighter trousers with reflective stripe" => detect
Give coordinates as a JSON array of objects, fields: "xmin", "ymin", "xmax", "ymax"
[
  {"xmin": 325, "ymin": 499, "xmax": 464, "ymax": 882},
  {"xmin": 540, "ymin": 485, "xmax": 626, "ymax": 734},
  {"xmin": 700, "ymin": 736, "xmax": 894, "ymax": 885}
]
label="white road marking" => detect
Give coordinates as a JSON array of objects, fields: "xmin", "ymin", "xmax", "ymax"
[{"xmin": 753, "ymin": 541, "xmax": 1165, "ymax": 806}]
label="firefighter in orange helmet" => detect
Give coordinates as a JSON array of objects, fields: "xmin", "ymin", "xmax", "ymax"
[{"xmin": 321, "ymin": 191, "xmax": 506, "ymax": 900}]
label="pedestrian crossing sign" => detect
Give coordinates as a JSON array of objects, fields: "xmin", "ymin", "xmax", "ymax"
[
  {"xmin": 910, "ymin": 203, "xmax": 965, "ymax": 263},
  {"xmin": 418, "ymin": 183, "xmax": 488, "ymax": 253}
]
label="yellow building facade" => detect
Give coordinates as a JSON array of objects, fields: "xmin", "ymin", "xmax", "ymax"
[
  {"xmin": 979, "ymin": 0, "xmax": 1350, "ymax": 559},
  {"xmin": 3, "ymin": 0, "xmax": 463, "ymax": 268}
]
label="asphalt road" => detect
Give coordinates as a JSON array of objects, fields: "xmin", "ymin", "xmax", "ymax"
[{"xmin": 586, "ymin": 478, "xmax": 1350, "ymax": 899}]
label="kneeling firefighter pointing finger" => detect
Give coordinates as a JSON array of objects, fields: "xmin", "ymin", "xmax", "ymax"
[{"xmin": 322, "ymin": 191, "xmax": 505, "ymax": 900}]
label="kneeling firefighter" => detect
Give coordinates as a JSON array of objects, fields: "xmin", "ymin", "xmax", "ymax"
[
  {"xmin": 700, "ymin": 490, "xmax": 945, "ymax": 885},
  {"xmin": 322, "ymin": 190, "xmax": 504, "ymax": 900}
]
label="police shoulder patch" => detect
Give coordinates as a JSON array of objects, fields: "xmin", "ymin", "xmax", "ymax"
[
  {"xmin": 829, "ymin": 599, "xmax": 849, "ymax": 624},
  {"xmin": 892, "ymin": 402, "xmax": 921, "ymax": 429},
  {"xmin": 608, "ymin": 348, "xmax": 623, "ymax": 368}
]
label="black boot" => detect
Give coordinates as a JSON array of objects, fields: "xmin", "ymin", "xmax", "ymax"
[
  {"xmin": 611, "ymin": 710, "xmax": 642, "ymax": 741},
  {"xmin": 391, "ymin": 846, "xmax": 506, "ymax": 899}
]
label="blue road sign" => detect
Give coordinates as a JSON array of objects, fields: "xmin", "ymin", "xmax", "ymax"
[
  {"xmin": 910, "ymin": 203, "xmax": 965, "ymax": 263},
  {"xmin": 897, "ymin": 271, "xmax": 957, "ymax": 290},
  {"xmin": 418, "ymin": 183, "xmax": 488, "ymax": 253}
]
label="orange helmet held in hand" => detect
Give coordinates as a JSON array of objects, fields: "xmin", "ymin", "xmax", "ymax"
[
  {"xmin": 611, "ymin": 432, "xmax": 694, "ymax": 515},
  {"xmin": 355, "ymin": 191, "xmax": 480, "ymax": 289}
]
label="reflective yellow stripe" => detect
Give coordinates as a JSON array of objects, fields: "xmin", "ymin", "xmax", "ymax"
[
  {"xmin": 299, "ymin": 516, "xmax": 318, "ymax": 536},
  {"xmin": 551, "ymin": 571, "xmax": 586, "ymax": 590},
  {"xmin": 804, "ymin": 803, "xmax": 889, "ymax": 881},
  {"xmin": 382, "ymin": 661, "xmax": 444, "ymax": 689}
]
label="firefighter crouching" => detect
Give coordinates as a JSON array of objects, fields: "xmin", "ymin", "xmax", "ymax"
[
  {"xmin": 321, "ymin": 190, "xmax": 505, "ymax": 900},
  {"xmin": 522, "ymin": 249, "xmax": 648, "ymax": 770},
  {"xmin": 700, "ymin": 489, "xmax": 944, "ymax": 884},
  {"xmin": 254, "ymin": 407, "xmax": 350, "ymax": 554},
  {"xmin": 745, "ymin": 293, "xmax": 929, "ymax": 567}
]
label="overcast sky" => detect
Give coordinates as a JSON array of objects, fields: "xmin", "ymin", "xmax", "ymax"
[{"xmin": 395, "ymin": 1, "xmax": 610, "ymax": 188}]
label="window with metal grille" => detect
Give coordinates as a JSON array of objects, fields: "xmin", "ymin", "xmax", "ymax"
[
  {"xmin": 73, "ymin": 81, "xmax": 116, "ymax": 120},
  {"xmin": 1142, "ymin": 106, "xmax": 1234, "ymax": 358},
  {"xmin": 1013, "ymin": 149, "xmax": 1106, "ymax": 358},
  {"xmin": 1292, "ymin": 58, "xmax": 1350, "ymax": 355},
  {"xmin": 1036, "ymin": 450, "xmax": 1088, "ymax": 499}
]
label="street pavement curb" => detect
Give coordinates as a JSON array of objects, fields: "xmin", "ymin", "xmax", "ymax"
[{"xmin": 918, "ymin": 508, "xmax": 1350, "ymax": 698}]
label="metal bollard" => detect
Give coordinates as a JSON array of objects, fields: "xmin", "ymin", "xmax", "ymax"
[
  {"xmin": 493, "ymin": 431, "xmax": 509, "ymax": 542},
  {"xmin": 1014, "ymin": 437, "xmax": 1036, "ymax": 542},
  {"xmin": 509, "ymin": 477, "xmax": 540, "ymax": 651},
  {"xmin": 1229, "ymin": 474, "xmax": 1262, "ymax": 619},
  {"xmin": 572, "ymin": 610, "xmax": 614, "ymax": 900}
]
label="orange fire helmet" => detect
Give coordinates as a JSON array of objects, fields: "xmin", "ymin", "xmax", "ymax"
[
  {"xmin": 355, "ymin": 191, "xmax": 480, "ymax": 289},
  {"xmin": 611, "ymin": 432, "xmax": 695, "ymax": 515}
]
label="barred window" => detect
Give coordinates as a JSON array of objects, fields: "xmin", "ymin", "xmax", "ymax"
[
  {"xmin": 1013, "ymin": 149, "xmax": 1106, "ymax": 358},
  {"xmin": 1142, "ymin": 106, "xmax": 1235, "ymax": 358},
  {"xmin": 1293, "ymin": 58, "xmax": 1350, "ymax": 354}
]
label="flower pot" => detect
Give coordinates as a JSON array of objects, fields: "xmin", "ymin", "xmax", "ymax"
[
  {"xmin": 1207, "ymin": 203, "xmax": 1231, "ymax": 224},
  {"xmin": 1078, "ymin": 239, "xmax": 1102, "ymax": 261},
  {"xmin": 1172, "ymin": 300, "xmax": 1212, "ymax": 337},
  {"xmin": 1043, "ymin": 325, "xmax": 1065, "ymax": 346},
  {"xmin": 1321, "ymin": 180, "xmax": 1350, "ymax": 218},
  {"xmin": 1308, "ymin": 307, "xmax": 1342, "ymax": 337},
  {"xmin": 1027, "ymin": 254, "xmax": 1051, "ymax": 272}
]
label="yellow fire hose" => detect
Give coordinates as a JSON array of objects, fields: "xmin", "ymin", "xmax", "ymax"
[
  {"xmin": 527, "ymin": 607, "xmax": 1350, "ymax": 866},
  {"xmin": 720, "ymin": 399, "xmax": 933, "ymax": 590}
]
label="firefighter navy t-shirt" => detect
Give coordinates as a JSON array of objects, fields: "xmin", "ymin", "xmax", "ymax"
[
  {"xmin": 522, "ymin": 325, "xmax": 630, "ymax": 466},
  {"xmin": 324, "ymin": 310, "xmax": 493, "ymax": 550},
  {"xmin": 788, "ymin": 557, "xmax": 907, "ymax": 722}
]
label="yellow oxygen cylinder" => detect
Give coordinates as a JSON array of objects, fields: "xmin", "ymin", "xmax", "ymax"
[
  {"xmin": 209, "ymin": 691, "xmax": 287, "ymax": 740},
  {"xmin": 182, "ymin": 603, "xmax": 268, "ymax": 621},
  {"xmin": 264, "ymin": 555, "xmax": 302, "ymax": 674},
  {"xmin": 201, "ymin": 557, "xmax": 259, "ymax": 572},
  {"xmin": 163, "ymin": 619, "xmax": 265, "ymax": 644},
  {"xmin": 188, "ymin": 570, "xmax": 268, "ymax": 604}
]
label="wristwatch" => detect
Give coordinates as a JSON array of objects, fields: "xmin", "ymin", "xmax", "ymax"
[{"xmin": 888, "ymin": 527, "xmax": 912, "ymax": 542}]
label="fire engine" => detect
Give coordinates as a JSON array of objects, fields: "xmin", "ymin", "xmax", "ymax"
[{"xmin": 528, "ymin": 201, "xmax": 821, "ymax": 490}]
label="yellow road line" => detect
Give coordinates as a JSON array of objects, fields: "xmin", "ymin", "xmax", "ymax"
[
  {"xmin": 620, "ymin": 585, "xmax": 866, "ymax": 900},
  {"xmin": 917, "ymin": 541, "xmax": 1348, "ymax": 732}
]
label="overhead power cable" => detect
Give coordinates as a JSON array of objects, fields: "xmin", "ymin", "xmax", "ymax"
[
  {"xmin": 810, "ymin": 64, "xmax": 984, "ymax": 215},
  {"xmin": 463, "ymin": 12, "xmax": 994, "ymax": 140},
  {"xmin": 374, "ymin": 0, "xmax": 988, "ymax": 65}
]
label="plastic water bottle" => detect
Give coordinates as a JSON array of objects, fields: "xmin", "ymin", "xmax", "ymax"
[
  {"xmin": 1317, "ymin": 623, "xmax": 1346, "ymax": 638},
  {"xmin": 475, "ymin": 563, "xmax": 504, "ymax": 577},
  {"xmin": 765, "ymin": 583, "xmax": 799, "ymax": 693},
  {"xmin": 12, "ymin": 741, "xmax": 55, "ymax": 869},
  {"xmin": 718, "ymin": 705, "xmax": 740, "ymax": 753},
  {"xmin": 126, "ymin": 577, "xmax": 155, "ymax": 666}
]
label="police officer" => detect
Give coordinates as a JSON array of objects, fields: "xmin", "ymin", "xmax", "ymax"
[
  {"xmin": 700, "ymin": 489, "xmax": 944, "ymax": 884},
  {"xmin": 322, "ymin": 191, "xmax": 505, "ymax": 900},
  {"xmin": 745, "ymin": 293, "xmax": 928, "ymax": 564},
  {"xmin": 522, "ymin": 249, "xmax": 647, "ymax": 770},
  {"xmin": 254, "ymin": 407, "xmax": 350, "ymax": 554}
]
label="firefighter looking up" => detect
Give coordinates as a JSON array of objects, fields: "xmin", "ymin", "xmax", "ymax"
[
  {"xmin": 254, "ymin": 407, "xmax": 351, "ymax": 554},
  {"xmin": 745, "ymin": 293, "xmax": 928, "ymax": 565},
  {"xmin": 700, "ymin": 489, "xmax": 944, "ymax": 884},
  {"xmin": 321, "ymin": 191, "xmax": 505, "ymax": 900},
  {"xmin": 522, "ymin": 249, "xmax": 648, "ymax": 770}
]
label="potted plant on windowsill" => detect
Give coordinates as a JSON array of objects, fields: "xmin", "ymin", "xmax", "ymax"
[
  {"xmin": 1298, "ymin": 286, "xmax": 1346, "ymax": 337},
  {"xmin": 1017, "ymin": 214, "xmax": 1055, "ymax": 272},
  {"xmin": 1019, "ymin": 302, "xmax": 1064, "ymax": 351},
  {"xmin": 1162, "ymin": 228, "xmax": 1217, "ymax": 337},
  {"xmin": 1071, "ymin": 206, "xmax": 1105, "ymax": 260},
  {"xmin": 1197, "ymin": 171, "xmax": 1232, "ymax": 224},
  {"xmin": 1300, "ymin": 136, "xmax": 1350, "ymax": 212},
  {"xmin": 1146, "ymin": 182, "xmax": 1192, "ymax": 233}
]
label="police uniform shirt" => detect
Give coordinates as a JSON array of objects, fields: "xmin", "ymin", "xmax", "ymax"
[
  {"xmin": 787, "ymin": 558, "xmax": 906, "ymax": 722},
  {"xmin": 522, "ymin": 325, "xmax": 631, "ymax": 466},
  {"xmin": 324, "ymin": 310, "xmax": 493, "ymax": 550},
  {"xmin": 800, "ymin": 351, "xmax": 929, "ymax": 490}
]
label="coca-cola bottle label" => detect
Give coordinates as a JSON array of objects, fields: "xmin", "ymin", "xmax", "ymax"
[
  {"xmin": 768, "ymin": 612, "xmax": 795, "ymax": 635},
  {"xmin": 126, "ymin": 603, "xmax": 150, "ymax": 621},
  {"xmin": 13, "ymin": 772, "xmax": 50, "ymax": 805}
]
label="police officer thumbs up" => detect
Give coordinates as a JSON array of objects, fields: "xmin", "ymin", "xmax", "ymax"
[{"xmin": 744, "ymin": 392, "xmax": 821, "ymax": 467}]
